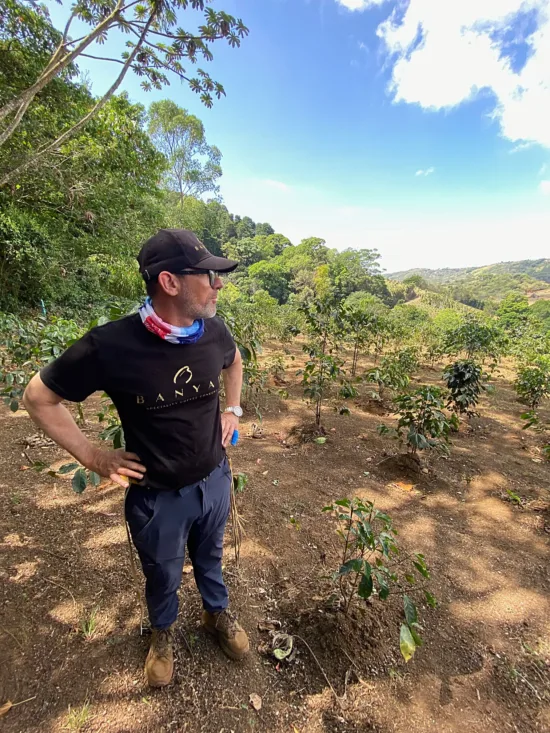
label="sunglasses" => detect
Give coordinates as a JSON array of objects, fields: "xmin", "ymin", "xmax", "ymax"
[{"xmin": 178, "ymin": 269, "xmax": 222, "ymax": 288}]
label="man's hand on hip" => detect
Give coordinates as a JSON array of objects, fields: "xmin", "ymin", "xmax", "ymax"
[
  {"xmin": 87, "ymin": 448, "xmax": 146, "ymax": 489},
  {"xmin": 221, "ymin": 412, "xmax": 239, "ymax": 448}
]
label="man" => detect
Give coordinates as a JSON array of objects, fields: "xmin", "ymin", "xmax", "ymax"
[{"xmin": 23, "ymin": 229, "xmax": 249, "ymax": 688}]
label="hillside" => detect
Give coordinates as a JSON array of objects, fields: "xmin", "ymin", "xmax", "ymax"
[{"xmin": 388, "ymin": 259, "xmax": 550, "ymax": 303}]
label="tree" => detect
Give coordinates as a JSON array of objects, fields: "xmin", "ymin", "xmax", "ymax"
[
  {"xmin": 329, "ymin": 248, "xmax": 387, "ymax": 299},
  {"xmin": 222, "ymin": 236, "xmax": 263, "ymax": 267},
  {"xmin": 148, "ymin": 100, "xmax": 222, "ymax": 204},
  {"xmin": 530, "ymin": 300, "xmax": 550, "ymax": 332},
  {"xmin": 0, "ymin": 0, "xmax": 248, "ymax": 184},
  {"xmin": 298, "ymin": 296, "xmax": 346, "ymax": 428},
  {"xmin": 235, "ymin": 215, "xmax": 256, "ymax": 239},
  {"xmin": 255, "ymin": 222, "xmax": 274, "ymax": 236},
  {"xmin": 248, "ymin": 260, "xmax": 291, "ymax": 303},
  {"xmin": 497, "ymin": 293, "xmax": 531, "ymax": 337}
]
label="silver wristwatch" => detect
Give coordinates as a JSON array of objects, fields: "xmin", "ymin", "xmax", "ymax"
[{"xmin": 224, "ymin": 406, "xmax": 243, "ymax": 417}]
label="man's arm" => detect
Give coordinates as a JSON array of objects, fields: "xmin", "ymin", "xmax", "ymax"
[
  {"xmin": 221, "ymin": 348, "xmax": 243, "ymax": 448},
  {"xmin": 23, "ymin": 374, "xmax": 146, "ymax": 488}
]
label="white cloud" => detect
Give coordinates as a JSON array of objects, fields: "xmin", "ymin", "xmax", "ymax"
[
  {"xmin": 336, "ymin": 0, "xmax": 388, "ymax": 10},
  {"xmin": 371, "ymin": 0, "xmax": 550, "ymax": 150},
  {"xmin": 262, "ymin": 179, "xmax": 290, "ymax": 192},
  {"xmin": 415, "ymin": 167, "xmax": 435, "ymax": 176},
  {"xmin": 540, "ymin": 179, "xmax": 550, "ymax": 194}
]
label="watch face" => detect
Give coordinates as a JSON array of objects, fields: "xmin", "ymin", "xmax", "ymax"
[{"xmin": 233, "ymin": 406, "xmax": 243, "ymax": 417}]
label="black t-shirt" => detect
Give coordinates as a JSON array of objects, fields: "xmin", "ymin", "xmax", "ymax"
[{"xmin": 40, "ymin": 314, "xmax": 236, "ymax": 490}]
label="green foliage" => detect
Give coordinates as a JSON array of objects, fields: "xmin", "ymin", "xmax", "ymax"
[
  {"xmin": 379, "ymin": 386, "xmax": 457, "ymax": 455},
  {"xmin": 0, "ymin": 0, "xmax": 249, "ymax": 179},
  {"xmin": 233, "ymin": 472, "xmax": 248, "ymax": 494},
  {"xmin": 514, "ymin": 357, "xmax": 550, "ymax": 410},
  {"xmin": 297, "ymin": 297, "xmax": 346, "ymax": 427},
  {"xmin": 390, "ymin": 260, "xmax": 550, "ymax": 300},
  {"xmin": 365, "ymin": 349, "xmax": 417, "ymax": 399},
  {"xmin": 0, "ymin": 210, "xmax": 54, "ymax": 310},
  {"xmin": 55, "ymin": 463, "xmax": 101, "ymax": 493},
  {"xmin": 323, "ymin": 497, "xmax": 435, "ymax": 661},
  {"xmin": 443, "ymin": 360, "xmax": 485, "ymax": 418},
  {"xmin": 97, "ymin": 397, "xmax": 125, "ymax": 449},
  {"xmin": 530, "ymin": 300, "xmax": 550, "ymax": 333},
  {"xmin": 497, "ymin": 293, "xmax": 532, "ymax": 337},
  {"xmin": 328, "ymin": 247, "xmax": 388, "ymax": 300},
  {"xmin": 0, "ymin": 312, "xmax": 84, "ymax": 409},
  {"xmin": 443, "ymin": 314, "xmax": 505, "ymax": 363},
  {"xmin": 248, "ymin": 260, "xmax": 291, "ymax": 303}
]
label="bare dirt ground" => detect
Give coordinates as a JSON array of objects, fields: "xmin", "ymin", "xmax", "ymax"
[{"xmin": 1, "ymin": 343, "xmax": 549, "ymax": 733}]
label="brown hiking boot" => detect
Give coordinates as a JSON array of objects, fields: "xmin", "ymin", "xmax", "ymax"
[
  {"xmin": 202, "ymin": 609, "xmax": 250, "ymax": 660},
  {"xmin": 144, "ymin": 625, "xmax": 174, "ymax": 687}
]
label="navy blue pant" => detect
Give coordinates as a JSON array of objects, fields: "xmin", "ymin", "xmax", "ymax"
[{"xmin": 125, "ymin": 457, "xmax": 231, "ymax": 629}]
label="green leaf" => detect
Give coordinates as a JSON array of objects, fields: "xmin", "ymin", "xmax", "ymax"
[
  {"xmin": 338, "ymin": 558, "xmax": 363, "ymax": 576},
  {"xmin": 424, "ymin": 590, "xmax": 437, "ymax": 608},
  {"xmin": 413, "ymin": 561, "xmax": 430, "ymax": 579},
  {"xmin": 403, "ymin": 595, "xmax": 418, "ymax": 626},
  {"xmin": 10, "ymin": 399, "xmax": 19, "ymax": 412},
  {"xmin": 375, "ymin": 571, "xmax": 390, "ymax": 600},
  {"xmin": 72, "ymin": 468, "xmax": 87, "ymax": 494},
  {"xmin": 58, "ymin": 462, "xmax": 79, "ymax": 474},
  {"xmin": 410, "ymin": 626, "xmax": 423, "ymax": 648},
  {"xmin": 399, "ymin": 624, "xmax": 416, "ymax": 662},
  {"xmin": 358, "ymin": 565, "xmax": 373, "ymax": 599},
  {"xmin": 89, "ymin": 471, "xmax": 101, "ymax": 487},
  {"xmin": 334, "ymin": 499, "xmax": 351, "ymax": 508},
  {"xmin": 404, "ymin": 573, "xmax": 416, "ymax": 585},
  {"xmin": 314, "ymin": 437, "xmax": 327, "ymax": 444}
]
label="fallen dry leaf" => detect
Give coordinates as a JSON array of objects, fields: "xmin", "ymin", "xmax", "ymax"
[
  {"xmin": 394, "ymin": 481, "xmax": 414, "ymax": 492},
  {"xmin": 0, "ymin": 701, "xmax": 13, "ymax": 717},
  {"xmin": 249, "ymin": 693, "xmax": 262, "ymax": 711}
]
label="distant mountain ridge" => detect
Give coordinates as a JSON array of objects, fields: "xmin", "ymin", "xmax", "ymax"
[{"xmin": 388, "ymin": 259, "xmax": 550, "ymax": 285}]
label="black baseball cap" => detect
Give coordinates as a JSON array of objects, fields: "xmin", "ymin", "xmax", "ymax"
[{"xmin": 137, "ymin": 228, "xmax": 238, "ymax": 281}]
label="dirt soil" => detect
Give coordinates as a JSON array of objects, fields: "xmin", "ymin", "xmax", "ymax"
[{"xmin": 1, "ymin": 343, "xmax": 549, "ymax": 733}]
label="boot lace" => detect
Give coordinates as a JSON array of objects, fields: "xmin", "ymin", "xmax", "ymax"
[
  {"xmin": 215, "ymin": 609, "xmax": 240, "ymax": 636},
  {"xmin": 154, "ymin": 627, "xmax": 173, "ymax": 659}
]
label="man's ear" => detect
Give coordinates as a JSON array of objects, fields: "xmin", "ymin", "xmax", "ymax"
[{"xmin": 157, "ymin": 271, "xmax": 180, "ymax": 296}]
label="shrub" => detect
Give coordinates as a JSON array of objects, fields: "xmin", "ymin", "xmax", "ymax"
[
  {"xmin": 443, "ymin": 360, "xmax": 485, "ymax": 418},
  {"xmin": 323, "ymin": 497, "xmax": 436, "ymax": 661},
  {"xmin": 379, "ymin": 385, "xmax": 457, "ymax": 455},
  {"xmin": 514, "ymin": 358, "xmax": 550, "ymax": 410}
]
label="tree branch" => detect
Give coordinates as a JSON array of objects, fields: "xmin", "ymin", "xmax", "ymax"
[
  {"xmin": 80, "ymin": 53, "xmax": 127, "ymax": 64},
  {"xmin": 0, "ymin": 11, "xmax": 156, "ymax": 186},
  {"xmin": 0, "ymin": 0, "xmax": 125, "ymax": 131}
]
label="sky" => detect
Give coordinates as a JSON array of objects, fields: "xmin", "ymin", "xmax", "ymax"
[{"xmin": 48, "ymin": 0, "xmax": 550, "ymax": 273}]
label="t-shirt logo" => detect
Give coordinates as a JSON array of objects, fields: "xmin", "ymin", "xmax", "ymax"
[
  {"xmin": 135, "ymin": 364, "xmax": 217, "ymax": 409},
  {"xmin": 174, "ymin": 365, "xmax": 193, "ymax": 384}
]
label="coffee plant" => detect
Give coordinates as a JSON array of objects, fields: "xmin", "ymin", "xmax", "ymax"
[
  {"xmin": 514, "ymin": 358, "xmax": 550, "ymax": 410},
  {"xmin": 323, "ymin": 497, "xmax": 436, "ymax": 661},
  {"xmin": 297, "ymin": 297, "xmax": 346, "ymax": 428},
  {"xmin": 443, "ymin": 360, "xmax": 485, "ymax": 418},
  {"xmin": 379, "ymin": 386, "xmax": 458, "ymax": 455},
  {"xmin": 443, "ymin": 314, "xmax": 505, "ymax": 367},
  {"xmin": 54, "ymin": 462, "xmax": 102, "ymax": 494},
  {"xmin": 365, "ymin": 352, "xmax": 411, "ymax": 400},
  {"xmin": 97, "ymin": 397, "xmax": 125, "ymax": 449},
  {"xmin": 0, "ymin": 313, "xmax": 83, "ymax": 411}
]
